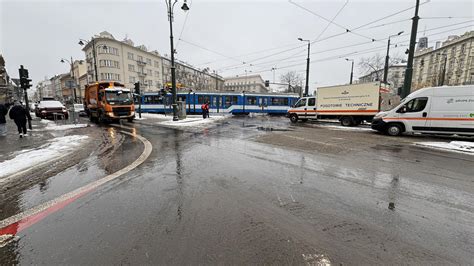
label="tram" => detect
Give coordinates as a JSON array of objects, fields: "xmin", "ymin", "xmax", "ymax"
[{"xmin": 137, "ymin": 91, "xmax": 299, "ymax": 115}]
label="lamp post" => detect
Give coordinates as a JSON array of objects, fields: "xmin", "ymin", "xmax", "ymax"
[
  {"xmin": 345, "ymin": 58, "xmax": 354, "ymax": 84},
  {"xmin": 298, "ymin": 38, "xmax": 310, "ymax": 96},
  {"xmin": 60, "ymin": 57, "xmax": 78, "ymax": 103},
  {"xmin": 166, "ymin": 0, "xmax": 189, "ymax": 121},
  {"xmin": 383, "ymin": 31, "xmax": 404, "ymax": 84},
  {"xmin": 79, "ymin": 38, "xmax": 107, "ymax": 82}
]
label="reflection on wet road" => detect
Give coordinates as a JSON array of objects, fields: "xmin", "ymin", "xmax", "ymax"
[{"xmin": 1, "ymin": 116, "xmax": 473, "ymax": 264}]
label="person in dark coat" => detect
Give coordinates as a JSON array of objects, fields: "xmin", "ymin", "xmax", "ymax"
[
  {"xmin": 0, "ymin": 103, "xmax": 8, "ymax": 136},
  {"xmin": 9, "ymin": 101, "xmax": 32, "ymax": 138}
]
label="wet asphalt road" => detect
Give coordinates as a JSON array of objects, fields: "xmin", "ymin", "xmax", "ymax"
[{"xmin": 1, "ymin": 116, "xmax": 473, "ymax": 265}]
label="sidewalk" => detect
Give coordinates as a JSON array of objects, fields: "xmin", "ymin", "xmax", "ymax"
[{"xmin": 0, "ymin": 115, "xmax": 91, "ymax": 179}]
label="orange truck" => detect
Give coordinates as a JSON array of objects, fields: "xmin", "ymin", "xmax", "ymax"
[{"xmin": 84, "ymin": 82, "xmax": 135, "ymax": 122}]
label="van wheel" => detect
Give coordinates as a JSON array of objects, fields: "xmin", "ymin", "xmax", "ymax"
[
  {"xmin": 386, "ymin": 124, "xmax": 402, "ymax": 136},
  {"xmin": 289, "ymin": 114, "xmax": 298, "ymax": 123},
  {"xmin": 340, "ymin": 116, "xmax": 354, "ymax": 127}
]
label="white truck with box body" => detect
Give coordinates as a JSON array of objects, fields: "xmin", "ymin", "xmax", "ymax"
[
  {"xmin": 371, "ymin": 85, "xmax": 474, "ymax": 136},
  {"xmin": 287, "ymin": 82, "xmax": 399, "ymax": 126}
]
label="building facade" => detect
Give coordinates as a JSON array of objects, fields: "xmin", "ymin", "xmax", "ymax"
[
  {"xmin": 358, "ymin": 64, "xmax": 406, "ymax": 90},
  {"xmin": 161, "ymin": 58, "xmax": 224, "ymax": 91},
  {"xmin": 81, "ymin": 31, "xmax": 223, "ymax": 93},
  {"xmin": 412, "ymin": 31, "xmax": 474, "ymax": 91},
  {"xmin": 223, "ymin": 74, "xmax": 269, "ymax": 93},
  {"xmin": 35, "ymin": 78, "xmax": 53, "ymax": 100}
]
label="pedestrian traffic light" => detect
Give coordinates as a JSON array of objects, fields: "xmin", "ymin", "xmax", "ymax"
[
  {"xmin": 265, "ymin": 80, "xmax": 270, "ymax": 87},
  {"xmin": 134, "ymin": 82, "xmax": 140, "ymax": 95},
  {"xmin": 19, "ymin": 65, "xmax": 32, "ymax": 89}
]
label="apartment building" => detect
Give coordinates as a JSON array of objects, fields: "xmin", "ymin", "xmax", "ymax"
[
  {"xmin": 223, "ymin": 74, "xmax": 269, "ymax": 93},
  {"xmin": 81, "ymin": 31, "xmax": 164, "ymax": 92},
  {"xmin": 358, "ymin": 64, "xmax": 406, "ymax": 90},
  {"xmin": 161, "ymin": 57, "xmax": 224, "ymax": 91},
  {"xmin": 412, "ymin": 31, "xmax": 474, "ymax": 91}
]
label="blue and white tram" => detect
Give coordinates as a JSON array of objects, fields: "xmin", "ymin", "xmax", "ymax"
[{"xmin": 138, "ymin": 91, "xmax": 299, "ymax": 115}]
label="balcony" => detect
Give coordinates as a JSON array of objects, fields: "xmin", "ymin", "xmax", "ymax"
[
  {"xmin": 137, "ymin": 72, "xmax": 147, "ymax": 77},
  {"xmin": 137, "ymin": 60, "xmax": 147, "ymax": 66}
]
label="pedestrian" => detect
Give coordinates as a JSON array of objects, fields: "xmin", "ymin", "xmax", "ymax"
[
  {"xmin": 205, "ymin": 101, "xmax": 210, "ymax": 118},
  {"xmin": 201, "ymin": 102, "xmax": 207, "ymax": 119},
  {"xmin": 9, "ymin": 101, "xmax": 32, "ymax": 138},
  {"xmin": 0, "ymin": 102, "xmax": 8, "ymax": 137}
]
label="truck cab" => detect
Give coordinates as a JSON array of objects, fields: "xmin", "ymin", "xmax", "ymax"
[
  {"xmin": 85, "ymin": 82, "xmax": 135, "ymax": 123},
  {"xmin": 287, "ymin": 96, "xmax": 316, "ymax": 123}
]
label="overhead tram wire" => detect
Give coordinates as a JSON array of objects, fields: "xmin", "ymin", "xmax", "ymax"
[
  {"xmin": 178, "ymin": 38, "xmax": 243, "ymax": 64},
  {"xmin": 288, "ymin": 0, "xmax": 380, "ymax": 43},
  {"xmin": 175, "ymin": 0, "xmax": 193, "ymax": 50},
  {"xmin": 313, "ymin": 0, "xmax": 349, "ymax": 41},
  {"xmin": 221, "ymin": 21, "xmax": 474, "ymax": 74}
]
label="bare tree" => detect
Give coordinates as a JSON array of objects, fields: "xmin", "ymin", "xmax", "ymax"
[
  {"xmin": 279, "ymin": 71, "xmax": 304, "ymax": 93},
  {"xmin": 358, "ymin": 53, "xmax": 405, "ymax": 81}
]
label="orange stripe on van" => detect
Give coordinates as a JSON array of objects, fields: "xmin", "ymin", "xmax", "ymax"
[
  {"xmin": 383, "ymin": 117, "xmax": 474, "ymax": 121},
  {"xmin": 317, "ymin": 109, "xmax": 379, "ymax": 113}
]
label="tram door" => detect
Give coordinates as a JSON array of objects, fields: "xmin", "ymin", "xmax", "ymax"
[{"xmin": 258, "ymin": 97, "xmax": 268, "ymax": 113}]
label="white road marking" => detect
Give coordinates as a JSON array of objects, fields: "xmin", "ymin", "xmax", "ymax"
[{"xmin": 0, "ymin": 129, "xmax": 152, "ymax": 229}]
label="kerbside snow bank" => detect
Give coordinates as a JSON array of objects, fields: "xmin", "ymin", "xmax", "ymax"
[
  {"xmin": 34, "ymin": 120, "xmax": 89, "ymax": 131},
  {"xmin": 158, "ymin": 115, "xmax": 229, "ymax": 128},
  {"xmin": 415, "ymin": 141, "xmax": 474, "ymax": 154},
  {"xmin": 0, "ymin": 135, "xmax": 89, "ymax": 178}
]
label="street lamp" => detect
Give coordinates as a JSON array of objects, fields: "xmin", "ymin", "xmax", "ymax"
[
  {"xmin": 79, "ymin": 38, "xmax": 108, "ymax": 82},
  {"xmin": 298, "ymin": 38, "xmax": 310, "ymax": 96},
  {"xmin": 60, "ymin": 57, "xmax": 78, "ymax": 103},
  {"xmin": 166, "ymin": 0, "xmax": 190, "ymax": 121},
  {"xmin": 345, "ymin": 58, "xmax": 354, "ymax": 84},
  {"xmin": 383, "ymin": 31, "xmax": 404, "ymax": 84}
]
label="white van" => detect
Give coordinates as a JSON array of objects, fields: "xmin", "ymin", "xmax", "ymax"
[{"xmin": 371, "ymin": 85, "xmax": 474, "ymax": 136}]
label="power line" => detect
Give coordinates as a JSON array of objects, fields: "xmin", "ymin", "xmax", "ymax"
[
  {"xmin": 175, "ymin": 0, "xmax": 193, "ymax": 50},
  {"xmin": 179, "ymin": 38, "xmax": 243, "ymax": 63},
  {"xmin": 313, "ymin": 0, "xmax": 349, "ymax": 41}
]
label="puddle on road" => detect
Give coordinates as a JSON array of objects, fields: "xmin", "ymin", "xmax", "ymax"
[
  {"xmin": 257, "ymin": 126, "xmax": 292, "ymax": 132},
  {"xmin": 302, "ymin": 253, "xmax": 331, "ymax": 265}
]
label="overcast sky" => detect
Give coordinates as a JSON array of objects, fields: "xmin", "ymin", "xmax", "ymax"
[{"xmin": 1, "ymin": 0, "xmax": 473, "ymax": 93}]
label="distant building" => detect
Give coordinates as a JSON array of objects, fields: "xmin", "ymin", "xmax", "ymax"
[
  {"xmin": 358, "ymin": 64, "xmax": 406, "ymax": 90},
  {"xmin": 417, "ymin": 36, "xmax": 428, "ymax": 51},
  {"xmin": 412, "ymin": 31, "xmax": 474, "ymax": 91},
  {"xmin": 35, "ymin": 78, "xmax": 53, "ymax": 100},
  {"xmin": 223, "ymin": 74, "xmax": 269, "ymax": 93},
  {"xmin": 80, "ymin": 31, "xmax": 222, "ymax": 92}
]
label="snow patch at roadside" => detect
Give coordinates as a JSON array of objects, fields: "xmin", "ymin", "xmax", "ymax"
[
  {"xmin": 415, "ymin": 141, "xmax": 474, "ymax": 154},
  {"xmin": 158, "ymin": 115, "xmax": 228, "ymax": 128},
  {"xmin": 0, "ymin": 135, "xmax": 89, "ymax": 178},
  {"xmin": 34, "ymin": 119, "xmax": 89, "ymax": 131}
]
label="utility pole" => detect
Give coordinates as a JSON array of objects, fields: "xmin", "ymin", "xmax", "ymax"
[
  {"xmin": 298, "ymin": 38, "xmax": 311, "ymax": 96},
  {"xmin": 401, "ymin": 0, "xmax": 420, "ymax": 98},
  {"xmin": 345, "ymin": 58, "xmax": 354, "ymax": 84},
  {"xmin": 384, "ymin": 31, "xmax": 404, "ymax": 84}
]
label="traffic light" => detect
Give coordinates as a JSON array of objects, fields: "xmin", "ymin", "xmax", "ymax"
[
  {"xmin": 19, "ymin": 65, "xmax": 32, "ymax": 89},
  {"xmin": 134, "ymin": 82, "xmax": 140, "ymax": 95},
  {"xmin": 265, "ymin": 80, "xmax": 270, "ymax": 87}
]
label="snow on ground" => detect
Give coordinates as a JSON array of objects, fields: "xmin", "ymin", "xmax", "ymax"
[
  {"xmin": 0, "ymin": 135, "xmax": 90, "ymax": 178},
  {"xmin": 158, "ymin": 115, "xmax": 229, "ymax": 128},
  {"xmin": 415, "ymin": 141, "xmax": 474, "ymax": 154},
  {"xmin": 34, "ymin": 119, "xmax": 89, "ymax": 131}
]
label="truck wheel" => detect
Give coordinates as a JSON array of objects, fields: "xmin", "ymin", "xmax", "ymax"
[
  {"xmin": 289, "ymin": 114, "xmax": 298, "ymax": 123},
  {"xmin": 386, "ymin": 124, "xmax": 402, "ymax": 136},
  {"xmin": 127, "ymin": 117, "xmax": 134, "ymax": 123},
  {"xmin": 340, "ymin": 116, "xmax": 354, "ymax": 127}
]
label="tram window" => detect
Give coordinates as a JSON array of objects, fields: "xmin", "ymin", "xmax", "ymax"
[
  {"xmin": 144, "ymin": 96, "xmax": 154, "ymax": 104},
  {"xmin": 198, "ymin": 96, "xmax": 204, "ymax": 104},
  {"xmin": 246, "ymin": 96, "xmax": 257, "ymax": 105},
  {"xmin": 212, "ymin": 96, "xmax": 217, "ymax": 107},
  {"xmin": 232, "ymin": 96, "xmax": 238, "ymax": 104},
  {"xmin": 152, "ymin": 96, "xmax": 161, "ymax": 104},
  {"xmin": 271, "ymin": 97, "xmax": 288, "ymax": 105}
]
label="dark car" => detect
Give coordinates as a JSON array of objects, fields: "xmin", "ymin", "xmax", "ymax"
[{"xmin": 35, "ymin": 100, "xmax": 69, "ymax": 120}]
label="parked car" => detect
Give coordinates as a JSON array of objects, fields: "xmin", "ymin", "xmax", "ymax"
[
  {"xmin": 35, "ymin": 100, "xmax": 69, "ymax": 120},
  {"xmin": 73, "ymin": 103, "xmax": 87, "ymax": 117}
]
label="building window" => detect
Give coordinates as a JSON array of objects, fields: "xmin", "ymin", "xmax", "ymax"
[
  {"xmin": 461, "ymin": 44, "xmax": 466, "ymax": 54},
  {"xmin": 147, "ymin": 80, "xmax": 153, "ymax": 86},
  {"xmin": 128, "ymin": 64, "xmax": 135, "ymax": 72},
  {"xmin": 99, "ymin": 46, "xmax": 119, "ymax": 56},
  {"xmin": 129, "ymin": 76, "xmax": 136, "ymax": 83},
  {"xmin": 155, "ymin": 71, "xmax": 160, "ymax": 77},
  {"xmin": 147, "ymin": 69, "xmax": 152, "ymax": 75},
  {"xmin": 137, "ymin": 55, "xmax": 143, "ymax": 62},
  {"xmin": 101, "ymin": 73, "xmax": 120, "ymax": 81},
  {"xmin": 154, "ymin": 61, "xmax": 160, "ymax": 68},
  {"xmin": 128, "ymin": 52, "xmax": 134, "ymax": 60},
  {"xmin": 100, "ymin": 60, "xmax": 120, "ymax": 68},
  {"xmin": 146, "ymin": 58, "xmax": 152, "ymax": 65}
]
